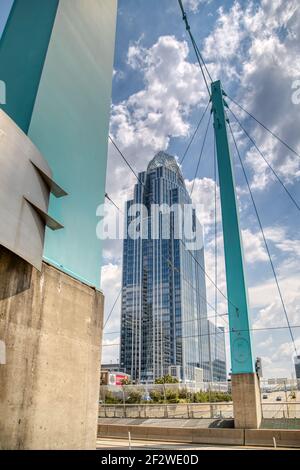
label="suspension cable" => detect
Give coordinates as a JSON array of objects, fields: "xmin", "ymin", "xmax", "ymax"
[
  {"xmin": 102, "ymin": 324, "xmax": 300, "ymax": 346},
  {"xmin": 192, "ymin": 35, "xmax": 213, "ymax": 83},
  {"xmin": 227, "ymin": 107, "xmax": 300, "ymax": 212},
  {"xmin": 178, "ymin": 238, "xmax": 239, "ymax": 313},
  {"xmin": 228, "ymin": 120, "xmax": 298, "ymax": 356},
  {"xmin": 190, "ymin": 110, "xmax": 212, "ymax": 196},
  {"xmin": 103, "ymin": 288, "xmax": 122, "ymax": 329},
  {"xmin": 104, "ymin": 311, "xmax": 229, "ymax": 334},
  {"xmin": 226, "ymin": 94, "xmax": 300, "ymax": 159},
  {"xmin": 178, "ymin": 0, "xmax": 212, "ymax": 96},
  {"xmin": 109, "ymin": 135, "xmax": 145, "ymax": 187},
  {"xmin": 162, "ymin": 253, "xmax": 228, "ymax": 325},
  {"xmin": 180, "ymin": 100, "xmax": 210, "ymax": 165},
  {"xmin": 105, "ymin": 193, "xmax": 123, "ymax": 213},
  {"xmin": 119, "ymin": 311, "xmax": 229, "ymax": 332}
]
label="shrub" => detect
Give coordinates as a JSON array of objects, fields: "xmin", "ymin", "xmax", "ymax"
[
  {"xmin": 178, "ymin": 388, "xmax": 189, "ymax": 400},
  {"xmin": 150, "ymin": 389, "xmax": 164, "ymax": 403},
  {"xmin": 194, "ymin": 391, "xmax": 208, "ymax": 403},
  {"xmin": 165, "ymin": 389, "xmax": 179, "ymax": 403},
  {"xmin": 126, "ymin": 390, "xmax": 143, "ymax": 404},
  {"xmin": 194, "ymin": 391, "xmax": 232, "ymax": 403},
  {"xmin": 104, "ymin": 391, "xmax": 122, "ymax": 404}
]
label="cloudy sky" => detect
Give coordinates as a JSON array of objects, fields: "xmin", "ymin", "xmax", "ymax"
[
  {"xmin": 102, "ymin": 0, "xmax": 300, "ymax": 379},
  {"xmin": 1, "ymin": 0, "xmax": 298, "ymax": 378}
]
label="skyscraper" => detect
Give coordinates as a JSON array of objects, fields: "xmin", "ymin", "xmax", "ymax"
[
  {"xmin": 120, "ymin": 151, "xmax": 226, "ymax": 384},
  {"xmin": 294, "ymin": 356, "xmax": 300, "ymax": 380}
]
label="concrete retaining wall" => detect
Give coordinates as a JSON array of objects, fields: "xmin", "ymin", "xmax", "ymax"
[{"xmin": 0, "ymin": 247, "xmax": 104, "ymax": 449}]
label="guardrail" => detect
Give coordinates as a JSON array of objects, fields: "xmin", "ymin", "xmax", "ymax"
[{"xmin": 99, "ymin": 402, "xmax": 234, "ymax": 419}]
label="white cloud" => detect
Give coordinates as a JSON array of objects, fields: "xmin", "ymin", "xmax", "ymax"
[
  {"xmin": 185, "ymin": 177, "xmax": 222, "ymax": 227},
  {"xmin": 228, "ymin": 1, "xmax": 300, "ymax": 190},
  {"xmin": 101, "ymin": 263, "xmax": 122, "ymax": 330},
  {"xmin": 113, "ymin": 68, "xmax": 125, "ymax": 81},
  {"xmin": 241, "ymin": 228, "xmax": 269, "ymax": 263},
  {"xmin": 101, "ymin": 263, "xmax": 122, "ymax": 364},
  {"xmin": 273, "ymin": 337, "xmax": 300, "ymax": 362},
  {"xmin": 183, "ymin": 0, "xmax": 212, "ymax": 13},
  {"xmin": 199, "ymin": 0, "xmax": 300, "ymax": 191},
  {"xmin": 101, "ymin": 337, "xmax": 120, "ymax": 365},
  {"xmin": 110, "ymin": 35, "xmax": 207, "ymax": 173},
  {"xmin": 203, "ymin": 2, "xmax": 245, "ymax": 62},
  {"xmin": 265, "ymin": 227, "xmax": 300, "ymax": 258}
]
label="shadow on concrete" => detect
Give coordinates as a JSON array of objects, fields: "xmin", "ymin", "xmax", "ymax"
[
  {"xmin": 0, "ymin": 246, "xmax": 32, "ymax": 300},
  {"xmin": 208, "ymin": 419, "xmax": 234, "ymax": 428}
]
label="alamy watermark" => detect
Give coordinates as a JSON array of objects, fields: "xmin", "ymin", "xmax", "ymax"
[
  {"xmin": 0, "ymin": 340, "xmax": 6, "ymax": 365},
  {"xmin": 291, "ymin": 79, "xmax": 300, "ymax": 105},
  {"xmin": 96, "ymin": 202, "xmax": 204, "ymax": 250},
  {"xmin": 0, "ymin": 80, "xmax": 6, "ymax": 105}
]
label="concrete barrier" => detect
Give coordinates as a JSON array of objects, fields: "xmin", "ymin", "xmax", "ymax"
[
  {"xmin": 245, "ymin": 429, "xmax": 300, "ymax": 448},
  {"xmin": 98, "ymin": 421, "xmax": 300, "ymax": 447},
  {"xmin": 98, "ymin": 423, "xmax": 244, "ymax": 446}
]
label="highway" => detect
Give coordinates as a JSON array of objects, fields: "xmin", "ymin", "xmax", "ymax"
[{"xmin": 96, "ymin": 437, "xmax": 294, "ymax": 450}]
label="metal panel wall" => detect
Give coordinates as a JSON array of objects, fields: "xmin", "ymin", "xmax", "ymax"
[{"xmin": 0, "ymin": 110, "xmax": 64, "ymax": 270}]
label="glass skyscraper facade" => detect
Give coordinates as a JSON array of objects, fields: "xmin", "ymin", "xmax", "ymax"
[{"xmin": 120, "ymin": 152, "xmax": 226, "ymax": 383}]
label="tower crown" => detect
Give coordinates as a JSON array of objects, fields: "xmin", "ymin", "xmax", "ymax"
[{"xmin": 147, "ymin": 151, "xmax": 184, "ymax": 184}]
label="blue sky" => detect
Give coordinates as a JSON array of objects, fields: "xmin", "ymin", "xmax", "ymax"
[
  {"xmin": 102, "ymin": 0, "xmax": 300, "ymax": 378},
  {"xmin": 0, "ymin": 0, "xmax": 13, "ymax": 37}
]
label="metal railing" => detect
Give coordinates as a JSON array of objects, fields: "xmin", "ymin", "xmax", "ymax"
[
  {"xmin": 261, "ymin": 402, "xmax": 300, "ymax": 419},
  {"xmin": 99, "ymin": 382, "xmax": 232, "ymax": 420},
  {"xmin": 99, "ymin": 402, "xmax": 234, "ymax": 420}
]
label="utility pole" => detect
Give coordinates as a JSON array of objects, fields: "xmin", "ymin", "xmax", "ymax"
[{"xmin": 211, "ymin": 80, "xmax": 261, "ymax": 428}]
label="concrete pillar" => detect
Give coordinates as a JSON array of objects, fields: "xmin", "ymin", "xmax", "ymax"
[
  {"xmin": 0, "ymin": 246, "xmax": 104, "ymax": 449},
  {"xmin": 231, "ymin": 373, "xmax": 262, "ymax": 429}
]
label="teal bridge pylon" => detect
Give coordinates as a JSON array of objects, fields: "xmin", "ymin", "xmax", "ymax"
[{"xmin": 211, "ymin": 80, "xmax": 255, "ymax": 375}]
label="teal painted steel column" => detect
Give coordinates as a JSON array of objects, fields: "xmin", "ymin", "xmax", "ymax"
[
  {"xmin": 211, "ymin": 80, "xmax": 254, "ymax": 374},
  {"xmin": 0, "ymin": 0, "xmax": 59, "ymax": 133},
  {"xmin": 28, "ymin": 0, "xmax": 118, "ymax": 288}
]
